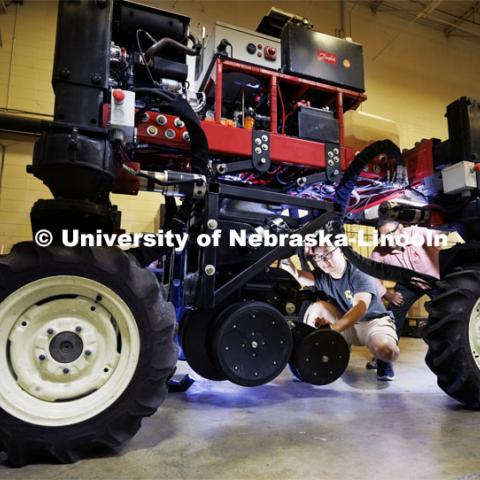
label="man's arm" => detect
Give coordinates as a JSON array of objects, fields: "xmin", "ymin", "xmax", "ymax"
[
  {"xmin": 279, "ymin": 258, "xmax": 315, "ymax": 287},
  {"xmin": 330, "ymin": 292, "xmax": 372, "ymax": 333}
]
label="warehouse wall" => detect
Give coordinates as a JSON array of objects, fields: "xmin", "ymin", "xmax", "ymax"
[
  {"xmin": 0, "ymin": 0, "xmax": 477, "ymax": 253},
  {"xmin": 0, "ymin": 0, "xmax": 163, "ymax": 250}
]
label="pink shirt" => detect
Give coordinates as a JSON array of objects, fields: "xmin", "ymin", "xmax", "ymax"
[{"xmin": 370, "ymin": 226, "xmax": 441, "ymax": 297}]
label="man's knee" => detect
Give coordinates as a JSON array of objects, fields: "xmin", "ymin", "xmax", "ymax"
[
  {"xmin": 368, "ymin": 336, "xmax": 399, "ymax": 362},
  {"xmin": 378, "ymin": 343, "xmax": 399, "ymax": 362}
]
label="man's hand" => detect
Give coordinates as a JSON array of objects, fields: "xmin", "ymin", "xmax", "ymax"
[
  {"xmin": 389, "ymin": 291, "xmax": 404, "ymax": 306},
  {"xmin": 279, "ymin": 258, "xmax": 296, "ymax": 276},
  {"xmin": 314, "ymin": 317, "xmax": 332, "ymax": 327},
  {"xmin": 304, "ymin": 303, "xmax": 332, "ymax": 328}
]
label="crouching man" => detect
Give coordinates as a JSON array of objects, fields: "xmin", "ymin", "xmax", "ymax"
[{"xmin": 281, "ymin": 245, "xmax": 399, "ymax": 381}]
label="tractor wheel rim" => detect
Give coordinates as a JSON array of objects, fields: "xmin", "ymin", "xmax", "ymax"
[
  {"xmin": 0, "ymin": 276, "xmax": 140, "ymax": 427},
  {"xmin": 469, "ymin": 298, "xmax": 480, "ymax": 370}
]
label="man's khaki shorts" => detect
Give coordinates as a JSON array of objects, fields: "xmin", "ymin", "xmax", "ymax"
[{"xmin": 340, "ymin": 315, "xmax": 398, "ymax": 346}]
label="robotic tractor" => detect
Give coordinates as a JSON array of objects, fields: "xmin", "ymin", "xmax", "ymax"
[{"xmin": 0, "ymin": 0, "xmax": 479, "ymax": 466}]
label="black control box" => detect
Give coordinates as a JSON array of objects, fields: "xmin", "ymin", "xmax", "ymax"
[
  {"xmin": 281, "ymin": 24, "xmax": 365, "ymax": 92},
  {"xmin": 287, "ymin": 106, "xmax": 339, "ymax": 144}
]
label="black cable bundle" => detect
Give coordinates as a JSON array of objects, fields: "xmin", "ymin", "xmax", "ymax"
[{"xmin": 332, "ymin": 140, "xmax": 439, "ymax": 290}]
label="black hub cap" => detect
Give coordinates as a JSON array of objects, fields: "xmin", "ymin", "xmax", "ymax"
[
  {"xmin": 293, "ymin": 328, "xmax": 350, "ymax": 385},
  {"xmin": 49, "ymin": 331, "xmax": 84, "ymax": 363},
  {"xmin": 211, "ymin": 302, "xmax": 293, "ymax": 387}
]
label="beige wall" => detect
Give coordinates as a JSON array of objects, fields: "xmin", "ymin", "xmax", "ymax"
[
  {"xmin": 0, "ymin": 0, "xmax": 477, "ymax": 261},
  {"xmin": 0, "ymin": 1, "xmax": 164, "ymax": 246}
]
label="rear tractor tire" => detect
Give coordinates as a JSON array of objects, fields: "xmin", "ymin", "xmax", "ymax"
[
  {"xmin": 0, "ymin": 242, "xmax": 177, "ymax": 466},
  {"xmin": 423, "ymin": 268, "xmax": 480, "ymax": 408}
]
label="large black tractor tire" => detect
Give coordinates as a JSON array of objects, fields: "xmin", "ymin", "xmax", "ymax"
[
  {"xmin": 0, "ymin": 242, "xmax": 177, "ymax": 466},
  {"xmin": 423, "ymin": 268, "xmax": 480, "ymax": 408}
]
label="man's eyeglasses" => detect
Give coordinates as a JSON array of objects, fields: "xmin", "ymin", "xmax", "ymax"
[{"xmin": 312, "ymin": 247, "xmax": 339, "ymax": 263}]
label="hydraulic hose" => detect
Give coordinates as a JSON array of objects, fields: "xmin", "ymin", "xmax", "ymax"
[
  {"xmin": 332, "ymin": 139, "xmax": 439, "ymax": 289},
  {"xmin": 144, "ymin": 37, "xmax": 199, "ymax": 61}
]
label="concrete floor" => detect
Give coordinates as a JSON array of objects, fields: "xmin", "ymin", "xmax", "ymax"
[{"xmin": 1, "ymin": 338, "xmax": 480, "ymax": 480}]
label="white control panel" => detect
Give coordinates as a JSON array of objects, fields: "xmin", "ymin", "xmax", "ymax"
[
  {"xmin": 196, "ymin": 21, "xmax": 281, "ymax": 89},
  {"xmin": 110, "ymin": 89, "xmax": 136, "ymax": 142},
  {"xmin": 442, "ymin": 161, "xmax": 478, "ymax": 194}
]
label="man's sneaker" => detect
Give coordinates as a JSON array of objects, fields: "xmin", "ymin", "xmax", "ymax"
[
  {"xmin": 366, "ymin": 358, "xmax": 377, "ymax": 370},
  {"xmin": 377, "ymin": 360, "xmax": 395, "ymax": 381}
]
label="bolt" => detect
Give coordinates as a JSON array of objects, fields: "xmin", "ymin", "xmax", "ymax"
[
  {"xmin": 59, "ymin": 67, "xmax": 70, "ymax": 79},
  {"xmin": 234, "ymin": 365, "xmax": 239, "ymax": 371},
  {"xmin": 334, "ymin": 169, "xmax": 339, "ymax": 176},
  {"xmin": 262, "ymin": 144, "xmax": 268, "ymax": 151},
  {"xmin": 156, "ymin": 114, "xmax": 167, "ymax": 125},
  {"xmin": 252, "ymin": 353, "xmax": 257, "ymax": 357},
  {"xmin": 328, "ymin": 151, "xmax": 334, "ymax": 158},
  {"xmin": 217, "ymin": 164, "xmax": 227, "ymax": 174},
  {"xmin": 85, "ymin": 350, "xmax": 92, "ymax": 356},
  {"xmin": 75, "ymin": 326, "xmax": 82, "ymax": 333},
  {"xmin": 182, "ymin": 131, "xmax": 190, "ymax": 142},
  {"xmin": 47, "ymin": 328, "xmax": 54, "ymax": 335},
  {"xmin": 261, "ymin": 134, "xmax": 268, "ymax": 142},
  {"xmin": 205, "ymin": 264, "xmax": 216, "ymax": 276},
  {"xmin": 142, "ymin": 113, "xmax": 150, "ymax": 123},
  {"xmin": 254, "ymin": 372, "xmax": 259, "ymax": 377},
  {"xmin": 255, "ymin": 147, "xmax": 262, "ymax": 154},
  {"xmin": 39, "ymin": 354, "xmax": 46, "ymax": 361},
  {"xmin": 333, "ymin": 156, "xmax": 340, "ymax": 162},
  {"xmin": 207, "ymin": 219, "xmax": 218, "ymax": 230},
  {"xmin": 297, "ymin": 177, "xmax": 306, "ymax": 187},
  {"xmin": 260, "ymin": 157, "xmax": 267, "ymax": 164},
  {"xmin": 273, "ymin": 361, "xmax": 278, "ymax": 366},
  {"xmin": 91, "ymin": 73, "xmax": 102, "ymax": 85},
  {"xmin": 255, "ymin": 138, "xmax": 262, "ymax": 145},
  {"xmin": 147, "ymin": 126, "xmax": 158, "ymax": 136},
  {"xmin": 321, "ymin": 355, "xmax": 329, "ymax": 363},
  {"xmin": 328, "ymin": 160, "xmax": 334, "ymax": 166},
  {"xmin": 333, "ymin": 147, "xmax": 340, "ymax": 155},
  {"xmin": 251, "ymin": 341, "xmax": 258, "ymax": 349},
  {"xmin": 174, "ymin": 117, "xmax": 185, "ymax": 128},
  {"xmin": 165, "ymin": 128, "xmax": 176, "ymax": 139},
  {"xmin": 63, "ymin": 368, "xmax": 70, "ymax": 375},
  {"xmin": 225, "ymin": 346, "xmax": 230, "ymax": 351}
]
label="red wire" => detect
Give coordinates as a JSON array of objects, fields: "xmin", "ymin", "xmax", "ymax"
[{"xmin": 277, "ymin": 83, "xmax": 286, "ymax": 135}]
